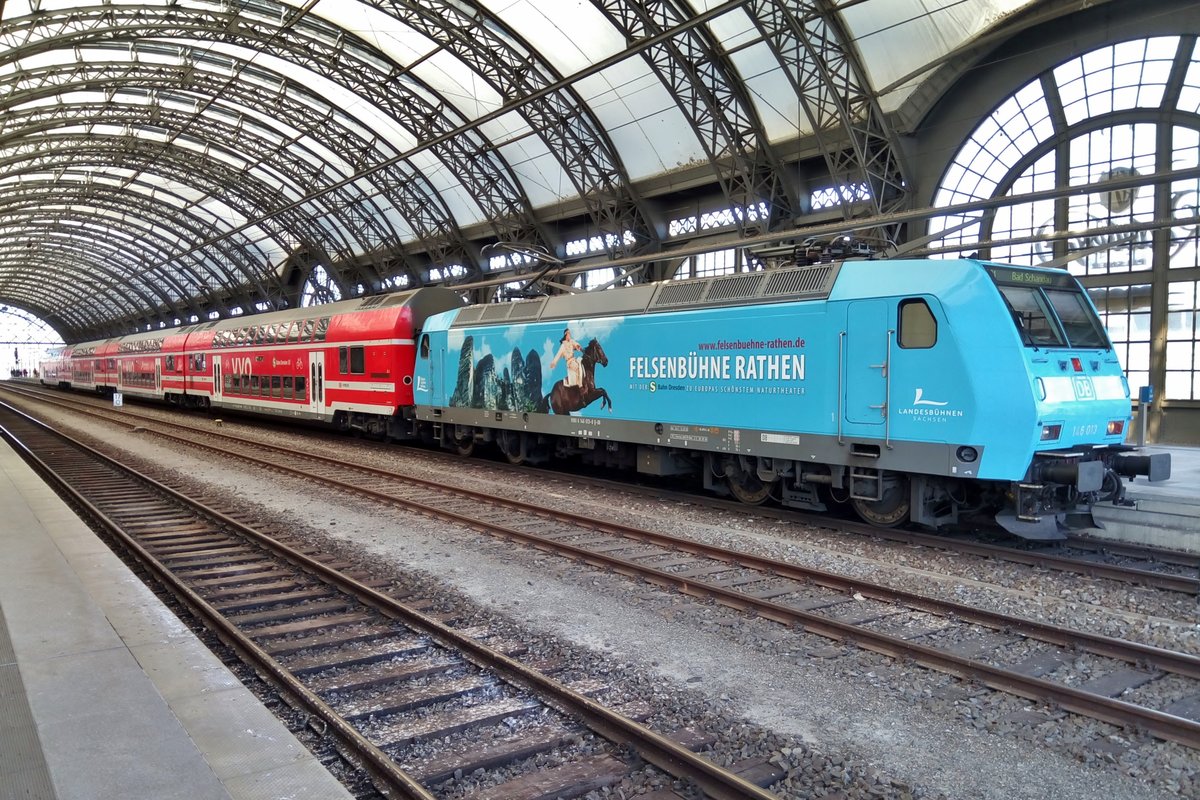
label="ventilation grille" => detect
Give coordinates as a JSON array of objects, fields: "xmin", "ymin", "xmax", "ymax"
[
  {"xmin": 455, "ymin": 306, "xmax": 485, "ymax": 324},
  {"xmin": 480, "ymin": 304, "xmax": 514, "ymax": 321},
  {"xmin": 654, "ymin": 281, "xmax": 707, "ymax": 306},
  {"xmin": 648, "ymin": 264, "xmax": 840, "ymax": 311},
  {"xmin": 763, "ymin": 266, "xmax": 833, "ymax": 296},
  {"xmin": 383, "ymin": 292, "xmax": 413, "ymax": 306},
  {"xmin": 706, "ymin": 273, "xmax": 765, "ymax": 302},
  {"xmin": 506, "ymin": 300, "xmax": 545, "ymax": 321},
  {"xmin": 358, "ymin": 295, "xmax": 387, "ymax": 310}
]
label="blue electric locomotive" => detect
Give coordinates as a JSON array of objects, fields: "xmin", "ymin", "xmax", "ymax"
[{"xmin": 411, "ymin": 259, "xmax": 1169, "ymax": 539}]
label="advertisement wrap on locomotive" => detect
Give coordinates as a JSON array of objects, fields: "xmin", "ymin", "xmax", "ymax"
[
  {"xmin": 412, "ymin": 259, "xmax": 1169, "ymax": 540},
  {"xmin": 39, "ymin": 258, "xmax": 1168, "ymax": 540}
]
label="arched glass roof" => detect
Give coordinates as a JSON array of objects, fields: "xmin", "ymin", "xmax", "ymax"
[{"xmin": 0, "ymin": 0, "xmax": 1051, "ymax": 341}]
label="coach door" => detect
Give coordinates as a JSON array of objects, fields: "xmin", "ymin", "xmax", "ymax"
[
  {"xmin": 843, "ymin": 300, "xmax": 891, "ymax": 428},
  {"xmin": 308, "ymin": 351, "xmax": 325, "ymax": 416},
  {"xmin": 212, "ymin": 355, "xmax": 223, "ymax": 399}
]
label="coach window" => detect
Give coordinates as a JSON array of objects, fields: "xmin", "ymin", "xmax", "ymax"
[
  {"xmin": 165, "ymin": 355, "xmax": 175, "ymax": 371},
  {"xmin": 301, "ymin": 319, "xmax": 315, "ymax": 341},
  {"xmin": 419, "ymin": 334, "xmax": 430, "ymax": 358},
  {"xmin": 287, "ymin": 322, "xmax": 300, "ymax": 343},
  {"xmin": 898, "ymin": 299, "xmax": 937, "ymax": 349},
  {"xmin": 271, "ymin": 376, "xmax": 282, "ymax": 397},
  {"xmin": 282, "ymin": 376, "xmax": 294, "ymax": 398},
  {"xmin": 296, "ymin": 375, "xmax": 307, "ymax": 400},
  {"xmin": 338, "ymin": 346, "xmax": 348, "ymax": 373},
  {"xmin": 315, "ymin": 317, "xmax": 330, "ymax": 342},
  {"xmin": 250, "ymin": 375, "xmax": 261, "ymax": 395},
  {"xmin": 350, "ymin": 346, "xmax": 365, "ymax": 374}
]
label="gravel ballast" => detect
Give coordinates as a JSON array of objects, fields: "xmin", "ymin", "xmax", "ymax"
[{"xmin": 15, "ymin": 398, "xmax": 1199, "ymax": 800}]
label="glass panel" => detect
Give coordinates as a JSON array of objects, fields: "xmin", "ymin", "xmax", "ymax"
[
  {"xmin": 1043, "ymin": 289, "xmax": 1109, "ymax": 348},
  {"xmin": 996, "ymin": 285, "xmax": 1064, "ymax": 346},
  {"xmin": 898, "ymin": 299, "xmax": 937, "ymax": 348}
]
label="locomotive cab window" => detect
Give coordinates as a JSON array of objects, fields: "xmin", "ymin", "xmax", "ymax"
[
  {"xmin": 898, "ymin": 299, "xmax": 936, "ymax": 349},
  {"xmin": 419, "ymin": 334, "xmax": 430, "ymax": 359}
]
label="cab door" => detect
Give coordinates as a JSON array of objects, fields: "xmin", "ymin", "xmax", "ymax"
[
  {"xmin": 844, "ymin": 300, "xmax": 891, "ymax": 427},
  {"xmin": 424, "ymin": 334, "xmax": 444, "ymax": 407}
]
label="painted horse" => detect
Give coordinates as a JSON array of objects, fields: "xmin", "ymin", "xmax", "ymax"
[{"xmin": 542, "ymin": 338, "xmax": 611, "ymax": 414}]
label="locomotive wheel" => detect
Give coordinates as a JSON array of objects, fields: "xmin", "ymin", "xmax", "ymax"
[
  {"xmin": 451, "ymin": 427, "xmax": 475, "ymax": 457},
  {"xmin": 498, "ymin": 431, "xmax": 525, "ymax": 465},
  {"xmin": 851, "ymin": 475, "xmax": 911, "ymax": 527},
  {"xmin": 724, "ymin": 458, "xmax": 775, "ymax": 505}
]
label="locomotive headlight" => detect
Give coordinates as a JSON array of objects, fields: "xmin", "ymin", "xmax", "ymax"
[
  {"xmin": 1040, "ymin": 424, "xmax": 1062, "ymax": 441},
  {"xmin": 1107, "ymin": 420, "xmax": 1125, "ymax": 436},
  {"xmin": 956, "ymin": 446, "xmax": 978, "ymax": 463}
]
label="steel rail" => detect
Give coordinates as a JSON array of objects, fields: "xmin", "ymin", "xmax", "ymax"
[
  {"xmin": 86, "ymin": 410, "xmax": 1200, "ymax": 678},
  {"xmin": 0, "ymin": 401, "xmax": 779, "ymax": 800},
  {"xmin": 8, "ymin": 381, "xmax": 1196, "ymax": 596},
  {"xmin": 7, "ymin": 384, "xmax": 1197, "ymax": 675},
  {"xmin": 0, "ymin": 413, "xmax": 438, "ymax": 800},
  {"xmin": 16, "ymin": 390, "xmax": 1196, "ymax": 747}
]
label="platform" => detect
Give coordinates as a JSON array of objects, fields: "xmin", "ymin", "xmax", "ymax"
[
  {"xmin": 1090, "ymin": 444, "xmax": 1200, "ymax": 553},
  {"xmin": 0, "ymin": 439, "xmax": 354, "ymax": 800}
]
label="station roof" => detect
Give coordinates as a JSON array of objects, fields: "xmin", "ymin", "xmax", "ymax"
[{"xmin": 0, "ymin": 0, "xmax": 1068, "ymax": 341}]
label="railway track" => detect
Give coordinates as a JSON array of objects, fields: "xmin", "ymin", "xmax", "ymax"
[
  {"xmin": 0, "ymin": 402, "xmax": 782, "ymax": 800},
  {"xmin": 5, "ymin": 386, "xmax": 1200, "ymax": 751},
  {"xmin": 6, "ymin": 381, "xmax": 1196, "ymax": 596}
]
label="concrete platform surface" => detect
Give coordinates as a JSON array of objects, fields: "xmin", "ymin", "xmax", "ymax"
[
  {"xmin": 0, "ymin": 439, "xmax": 354, "ymax": 800},
  {"xmin": 1090, "ymin": 444, "xmax": 1200, "ymax": 552}
]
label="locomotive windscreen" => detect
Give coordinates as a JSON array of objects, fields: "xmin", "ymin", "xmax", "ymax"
[{"xmin": 987, "ymin": 266, "xmax": 1110, "ymax": 349}]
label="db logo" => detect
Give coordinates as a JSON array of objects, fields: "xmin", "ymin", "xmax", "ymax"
[{"xmin": 1072, "ymin": 376, "xmax": 1095, "ymax": 400}]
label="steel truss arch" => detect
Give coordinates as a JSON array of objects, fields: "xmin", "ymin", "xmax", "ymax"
[
  {"xmin": 592, "ymin": 0, "xmax": 795, "ymax": 235},
  {"xmin": 358, "ymin": 0, "xmax": 657, "ymax": 255},
  {"xmin": 0, "ymin": 270, "xmax": 103, "ymax": 341},
  {"xmin": 0, "ymin": 178, "xmax": 266, "ymax": 314},
  {"xmin": 0, "ymin": 239, "xmax": 152, "ymax": 338},
  {"xmin": 746, "ymin": 0, "xmax": 910, "ymax": 238},
  {"xmin": 0, "ymin": 3, "xmax": 551, "ymax": 267},
  {"xmin": 0, "ymin": 209, "xmax": 200, "ymax": 322},
  {"xmin": 0, "ymin": 138, "xmax": 331, "ymax": 316},
  {"xmin": 0, "ymin": 99, "xmax": 380, "ymax": 265},
  {"xmin": 1, "ymin": 53, "xmax": 476, "ymax": 287}
]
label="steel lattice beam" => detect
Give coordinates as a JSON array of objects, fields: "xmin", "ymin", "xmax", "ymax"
[
  {"xmin": 747, "ymin": 0, "xmax": 910, "ymax": 240},
  {"xmin": 2, "ymin": 51, "xmax": 477, "ymax": 286},
  {"xmin": 594, "ymin": 0, "xmax": 795, "ymax": 236},
  {"xmin": 362, "ymin": 0, "xmax": 658, "ymax": 256}
]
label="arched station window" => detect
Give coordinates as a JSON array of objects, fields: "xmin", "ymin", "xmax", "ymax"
[{"xmin": 930, "ymin": 36, "xmax": 1200, "ymax": 405}]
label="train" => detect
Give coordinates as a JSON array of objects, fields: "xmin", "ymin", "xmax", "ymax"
[{"xmin": 37, "ymin": 258, "xmax": 1169, "ymax": 540}]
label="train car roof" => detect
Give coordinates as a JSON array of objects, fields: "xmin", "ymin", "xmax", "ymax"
[
  {"xmin": 450, "ymin": 261, "xmax": 847, "ymax": 329},
  {"xmin": 446, "ymin": 259, "xmax": 1067, "ymax": 329},
  {"xmin": 190, "ymin": 287, "xmax": 465, "ymax": 334}
]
